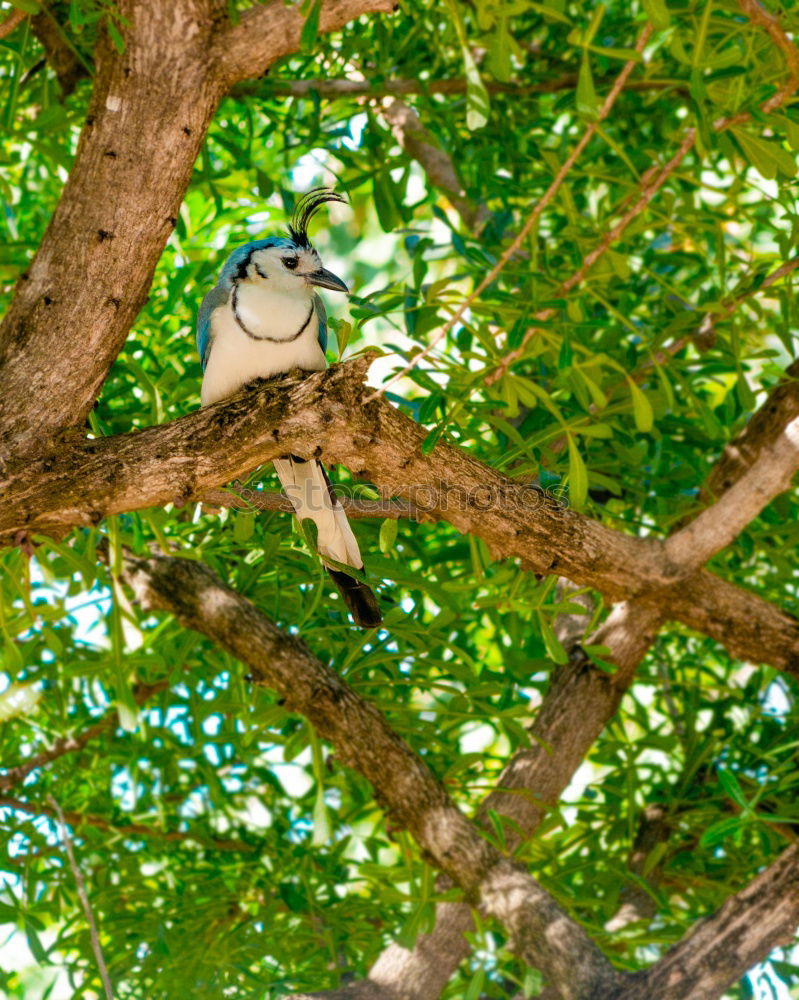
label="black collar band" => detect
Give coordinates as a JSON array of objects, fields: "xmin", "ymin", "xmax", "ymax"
[{"xmin": 232, "ymin": 286, "xmax": 314, "ymax": 344}]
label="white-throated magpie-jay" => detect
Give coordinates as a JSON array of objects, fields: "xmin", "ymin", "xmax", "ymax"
[{"xmin": 197, "ymin": 189, "xmax": 381, "ymax": 628}]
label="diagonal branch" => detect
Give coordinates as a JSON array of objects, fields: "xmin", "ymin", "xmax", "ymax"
[
  {"xmin": 2, "ymin": 357, "xmax": 799, "ymax": 676},
  {"xmin": 0, "ymin": 7, "xmax": 26, "ymax": 40},
  {"xmin": 244, "ymin": 75, "xmax": 685, "ymax": 101},
  {"xmin": 119, "ymin": 549, "xmax": 622, "ymax": 1000},
  {"xmin": 612, "ymin": 844, "xmax": 799, "ymax": 1000},
  {"xmin": 381, "ymin": 99, "xmax": 491, "ymax": 232},
  {"xmin": 665, "ymin": 413, "xmax": 799, "ymax": 570}
]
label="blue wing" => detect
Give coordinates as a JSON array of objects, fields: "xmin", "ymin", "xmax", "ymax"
[
  {"xmin": 196, "ymin": 284, "xmax": 229, "ymax": 370},
  {"xmin": 314, "ymin": 293, "xmax": 328, "ymax": 354}
]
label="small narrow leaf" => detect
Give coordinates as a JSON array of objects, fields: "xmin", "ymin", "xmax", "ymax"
[
  {"xmin": 642, "ymin": 0, "xmax": 670, "ymax": 28},
  {"xmin": 626, "ymin": 377, "xmax": 654, "ymax": 432},
  {"xmin": 539, "ymin": 613, "xmax": 569, "ymax": 664},
  {"xmin": 567, "ymin": 435, "xmax": 588, "ymax": 509},
  {"xmin": 379, "ymin": 517, "xmax": 398, "ymax": 554},
  {"xmin": 463, "ymin": 46, "xmax": 490, "ymax": 130},
  {"xmin": 577, "ymin": 56, "xmax": 598, "ymax": 118},
  {"xmin": 300, "ymin": 0, "xmax": 322, "ymax": 50}
]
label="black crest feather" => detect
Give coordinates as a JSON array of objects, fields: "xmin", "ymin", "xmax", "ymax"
[{"xmin": 288, "ymin": 187, "xmax": 347, "ymax": 248}]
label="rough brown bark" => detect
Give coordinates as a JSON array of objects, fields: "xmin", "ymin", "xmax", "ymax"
[{"xmin": 0, "ymin": 0, "xmax": 223, "ymax": 458}]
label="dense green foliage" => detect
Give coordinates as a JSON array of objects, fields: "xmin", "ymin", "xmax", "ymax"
[{"xmin": 1, "ymin": 0, "xmax": 798, "ymax": 997}]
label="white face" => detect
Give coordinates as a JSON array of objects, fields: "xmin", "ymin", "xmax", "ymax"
[{"xmin": 247, "ymin": 245, "xmax": 321, "ymax": 294}]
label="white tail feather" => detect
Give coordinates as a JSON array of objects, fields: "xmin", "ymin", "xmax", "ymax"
[{"xmin": 273, "ymin": 457, "xmax": 362, "ymax": 569}]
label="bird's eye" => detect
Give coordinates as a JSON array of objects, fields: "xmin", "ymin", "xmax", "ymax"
[{"xmin": 282, "ymin": 257, "xmax": 299, "ymax": 270}]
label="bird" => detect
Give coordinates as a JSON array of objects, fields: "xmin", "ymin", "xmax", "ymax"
[{"xmin": 196, "ymin": 188, "xmax": 382, "ymax": 629}]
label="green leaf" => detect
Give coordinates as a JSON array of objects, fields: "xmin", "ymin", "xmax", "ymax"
[
  {"xmin": 335, "ymin": 319, "xmax": 352, "ymax": 359},
  {"xmin": 626, "ymin": 378, "xmax": 654, "ymax": 432},
  {"xmin": 312, "ymin": 784, "xmax": 331, "ymax": 846},
  {"xmin": 576, "ymin": 56, "xmax": 597, "ymax": 118},
  {"xmin": 25, "ymin": 920, "xmax": 48, "ymax": 964},
  {"xmin": 717, "ymin": 767, "xmax": 750, "ymax": 811},
  {"xmin": 234, "ymin": 510, "xmax": 255, "ymax": 544},
  {"xmin": 373, "ymin": 170, "xmax": 400, "ymax": 232},
  {"xmin": 538, "ymin": 612, "xmax": 569, "ymax": 664},
  {"xmin": 642, "ymin": 0, "xmax": 670, "ymax": 28},
  {"xmin": 299, "ymin": 516, "xmax": 319, "ymax": 553},
  {"xmin": 733, "ymin": 128, "xmax": 797, "ymax": 180},
  {"xmin": 379, "ymin": 517, "xmax": 398, "ymax": 554},
  {"xmin": 700, "ymin": 815, "xmax": 744, "ymax": 847},
  {"xmin": 107, "ymin": 18, "xmax": 125, "ymax": 53},
  {"xmin": 300, "ymin": 0, "xmax": 322, "ymax": 50},
  {"xmin": 567, "ymin": 435, "xmax": 588, "ymax": 509},
  {"xmin": 463, "ymin": 46, "xmax": 490, "ymax": 130}
]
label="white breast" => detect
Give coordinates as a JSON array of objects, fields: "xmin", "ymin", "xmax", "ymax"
[{"xmin": 201, "ymin": 284, "xmax": 326, "ymax": 406}]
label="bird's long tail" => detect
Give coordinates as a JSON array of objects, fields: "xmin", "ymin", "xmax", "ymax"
[{"xmin": 273, "ymin": 455, "xmax": 382, "ymax": 628}]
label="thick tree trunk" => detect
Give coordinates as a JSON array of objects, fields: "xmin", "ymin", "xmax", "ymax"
[{"xmin": 0, "ymin": 0, "xmax": 223, "ymax": 460}]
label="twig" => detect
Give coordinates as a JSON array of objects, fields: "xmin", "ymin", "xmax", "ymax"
[
  {"xmin": 0, "ymin": 679, "xmax": 168, "ymax": 793},
  {"xmin": 364, "ymin": 22, "xmax": 653, "ymax": 403},
  {"xmin": 696, "ymin": 255, "xmax": 799, "ymax": 347},
  {"xmin": 738, "ymin": 0, "xmax": 799, "ymax": 113},
  {"xmin": 48, "ymin": 794, "xmax": 114, "ymax": 1000},
  {"xmin": 487, "ymin": 128, "xmax": 697, "ymax": 384},
  {"xmin": 237, "ymin": 75, "xmax": 683, "ymax": 101},
  {"xmin": 0, "ymin": 7, "xmax": 25, "ymax": 41},
  {"xmin": 2, "ymin": 794, "xmax": 255, "ymax": 852}
]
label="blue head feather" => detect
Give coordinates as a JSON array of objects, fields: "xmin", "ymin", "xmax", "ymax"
[{"xmin": 218, "ymin": 236, "xmax": 298, "ymax": 289}]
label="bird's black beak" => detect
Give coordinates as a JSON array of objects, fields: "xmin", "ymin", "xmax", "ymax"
[{"xmin": 306, "ymin": 267, "xmax": 348, "ymax": 293}]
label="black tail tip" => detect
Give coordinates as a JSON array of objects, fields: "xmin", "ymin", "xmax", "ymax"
[{"xmin": 327, "ymin": 569, "xmax": 383, "ymax": 628}]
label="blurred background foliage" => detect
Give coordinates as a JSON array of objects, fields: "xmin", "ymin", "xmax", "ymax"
[{"xmin": 1, "ymin": 0, "xmax": 799, "ymax": 996}]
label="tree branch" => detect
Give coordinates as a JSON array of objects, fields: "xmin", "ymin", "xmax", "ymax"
[
  {"xmin": 3, "ymin": 357, "xmax": 798, "ymax": 676},
  {"xmin": 217, "ymin": 0, "xmax": 396, "ymax": 88},
  {"xmin": 119, "ymin": 549, "xmax": 622, "ymax": 999},
  {"xmin": 664, "ymin": 414, "xmax": 799, "ymax": 570},
  {"xmin": 613, "ymin": 844, "xmax": 799, "ymax": 1000},
  {"xmin": 237, "ymin": 75, "xmax": 685, "ymax": 101},
  {"xmin": 381, "ymin": 98, "xmax": 491, "ymax": 232},
  {"xmin": 1, "ymin": 793, "xmax": 255, "ymax": 852},
  {"xmin": 0, "ymin": 7, "xmax": 26, "ymax": 40},
  {"xmin": 199, "ymin": 486, "xmax": 424, "ymax": 521}
]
